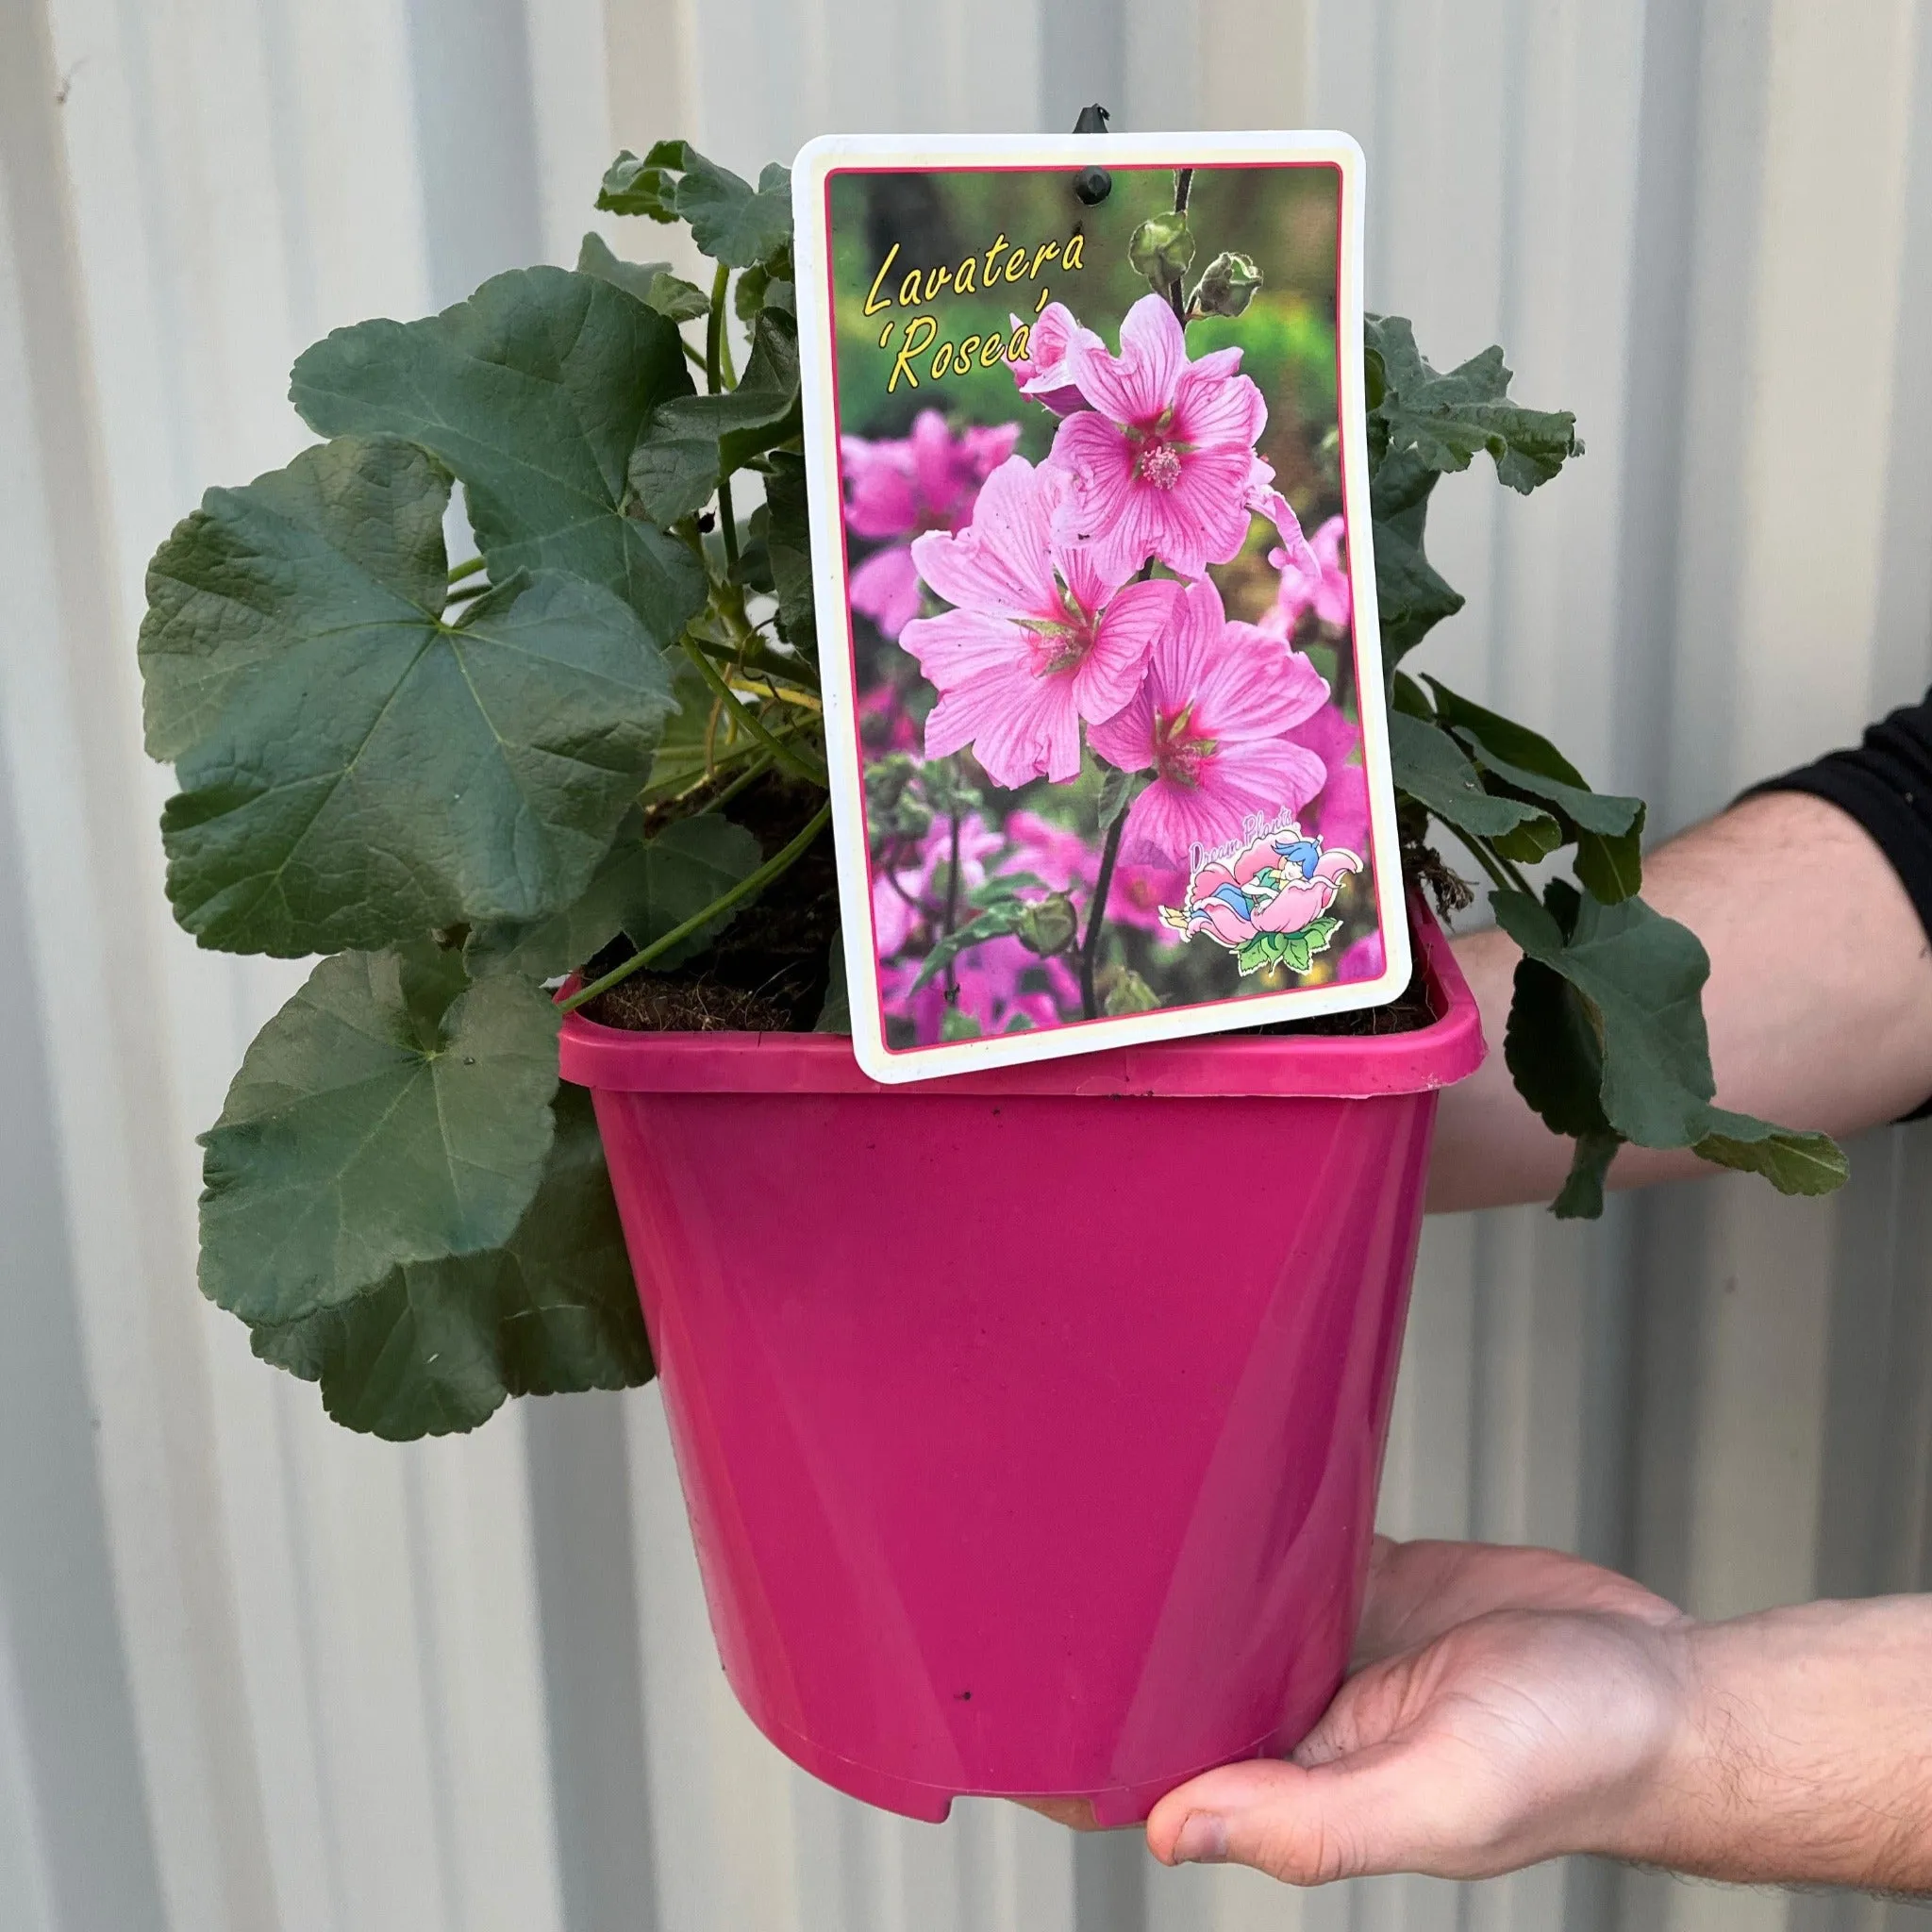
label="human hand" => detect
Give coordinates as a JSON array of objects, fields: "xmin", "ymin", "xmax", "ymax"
[{"xmin": 1145, "ymin": 1536, "xmax": 1693, "ymax": 1884}]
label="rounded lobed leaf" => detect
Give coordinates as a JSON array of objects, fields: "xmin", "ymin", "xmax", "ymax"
[
  {"xmin": 199, "ymin": 943, "xmax": 562, "ymax": 1326},
  {"xmin": 145, "ymin": 436, "xmax": 678, "ymax": 955},
  {"xmin": 249, "ymin": 1085, "xmax": 652, "ymax": 1440},
  {"xmin": 290, "ymin": 266, "xmax": 706, "ymax": 645}
]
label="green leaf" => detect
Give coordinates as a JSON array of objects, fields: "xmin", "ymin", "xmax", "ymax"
[
  {"xmin": 1692, "ymin": 1108, "xmax": 1850, "ymax": 1196},
  {"xmin": 250, "ymin": 1085, "xmax": 652, "ymax": 1439},
  {"xmin": 754, "ymin": 450, "xmax": 815, "ymax": 652},
  {"xmin": 1448, "ymin": 729, "xmax": 1641, "ymax": 839},
  {"xmin": 199, "ymin": 944, "xmax": 561, "ymax": 1326},
  {"xmin": 676, "ymin": 156, "xmax": 792, "ymax": 267},
  {"xmin": 1102, "ymin": 967, "xmax": 1159, "ymax": 1015},
  {"xmin": 1281, "ymin": 935, "xmax": 1314, "ymax": 974},
  {"xmin": 616, "ymin": 813, "xmax": 763, "ymax": 965},
  {"xmin": 465, "ymin": 805, "xmax": 759, "ymax": 980},
  {"xmin": 1492, "ymin": 887, "xmax": 1715, "ymax": 1148},
  {"xmin": 1574, "ymin": 826, "xmax": 1645, "ymax": 904},
  {"xmin": 909, "ymin": 904, "xmax": 1028, "ymax": 992},
  {"xmin": 940, "ymin": 1008, "xmax": 982, "ymax": 1041},
  {"xmin": 1236, "ymin": 934, "xmax": 1276, "ymax": 976},
  {"xmin": 1369, "ymin": 452, "xmax": 1465, "ymax": 662},
  {"xmin": 627, "ymin": 309, "xmax": 802, "ymax": 526},
  {"xmin": 1491, "ymin": 811, "xmax": 1568, "ymax": 865},
  {"xmin": 1389, "ymin": 712, "xmax": 1554, "ymax": 842},
  {"xmin": 1505, "ymin": 954, "xmax": 1610, "ymax": 1139},
  {"xmin": 291, "ymin": 266, "xmax": 705, "ymax": 646},
  {"xmin": 735, "ymin": 262, "xmax": 795, "ymax": 322},
  {"xmin": 1553, "ymin": 1131, "xmax": 1622, "ymax": 1221},
  {"xmin": 1365, "ymin": 315, "xmax": 1581, "ymax": 494},
  {"xmin": 1303, "ymin": 913, "xmax": 1344, "ymax": 953},
  {"xmin": 815, "ymin": 945, "xmax": 850, "ymax": 1034},
  {"xmin": 575, "ymin": 233, "xmax": 709, "ymax": 322},
  {"xmin": 600, "ymin": 144, "xmax": 791, "ymax": 267},
  {"xmin": 1424, "ymin": 677, "xmax": 1647, "ymax": 900},
  {"xmin": 1390, "ymin": 671, "xmax": 1435, "ymax": 720},
  {"xmin": 1096, "ymin": 764, "xmax": 1141, "ymax": 830},
  {"xmin": 143, "ymin": 438, "xmax": 677, "ymax": 955},
  {"xmin": 596, "ymin": 142, "xmax": 689, "ymax": 220}
]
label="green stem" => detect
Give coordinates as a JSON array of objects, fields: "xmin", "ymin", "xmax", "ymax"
[
  {"xmin": 681, "ymin": 338, "xmax": 707, "ymax": 373},
  {"xmin": 941, "ymin": 808, "xmax": 962, "ymax": 997},
  {"xmin": 706, "ymin": 262, "xmax": 736, "ymax": 393},
  {"xmin": 1168, "ymin": 168, "xmax": 1194, "ymax": 323},
  {"xmin": 1078, "ymin": 811, "xmax": 1128, "ymax": 1019},
  {"xmin": 1460, "ymin": 833, "xmax": 1516, "ymax": 897},
  {"xmin": 680, "ymin": 633, "xmax": 826, "ymax": 784},
  {"xmin": 703, "ymin": 749, "xmax": 774, "ymax": 814},
  {"xmin": 684, "ymin": 626, "xmax": 821, "ymax": 696},
  {"xmin": 447, "ymin": 555, "xmax": 487, "ymax": 585},
  {"xmin": 560, "ymin": 802, "xmax": 832, "ymax": 1013},
  {"xmin": 719, "ymin": 472, "xmax": 741, "ymax": 573}
]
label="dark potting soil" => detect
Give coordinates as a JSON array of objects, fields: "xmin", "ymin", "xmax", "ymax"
[
  {"xmin": 578, "ymin": 781, "xmax": 1454, "ymax": 1041},
  {"xmin": 578, "ymin": 774, "xmax": 841, "ymax": 1034}
]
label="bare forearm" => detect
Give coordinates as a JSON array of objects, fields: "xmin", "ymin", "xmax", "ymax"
[
  {"xmin": 1428, "ymin": 791, "xmax": 1932, "ymax": 1212},
  {"xmin": 1610, "ymin": 1596, "xmax": 1932, "ymax": 1893}
]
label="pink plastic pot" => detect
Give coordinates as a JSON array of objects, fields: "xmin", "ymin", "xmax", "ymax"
[{"xmin": 559, "ymin": 898, "xmax": 1482, "ymax": 1825}]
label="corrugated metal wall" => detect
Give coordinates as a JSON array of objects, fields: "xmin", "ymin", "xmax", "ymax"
[{"xmin": 2, "ymin": 2, "xmax": 1929, "ymax": 1927}]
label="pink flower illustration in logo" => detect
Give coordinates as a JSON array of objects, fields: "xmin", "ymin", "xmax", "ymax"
[
  {"xmin": 1257, "ymin": 512, "xmax": 1351, "ymax": 641},
  {"xmin": 901, "ymin": 455, "xmax": 1181, "ymax": 790},
  {"xmin": 1086, "ymin": 575, "xmax": 1330, "ymax": 865},
  {"xmin": 1006, "ymin": 301, "xmax": 1099, "ymax": 417},
  {"xmin": 841, "ymin": 410, "xmax": 1021, "ymax": 638},
  {"xmin": 1159, "ymin": 823, "xmax": 1364, "ymax": 975},
  {"xmin": 1048, "ymin": 294, "xmax": 1272, "ymax": 582}
]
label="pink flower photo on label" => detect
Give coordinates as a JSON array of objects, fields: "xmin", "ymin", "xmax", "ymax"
[
  {"xmin": 1006, "ymin": 300, "xmax": 1099, "ymax": 417},
  {"xmin": 881, "ymin": 935, "xmax": 1078, "ymax": 1041},
  {"xmin": 1047, "ymin": 294, "xmax": 1271, "ymax": 583},
  {"xmin": 1086, "ymin": 575, "xmax": 1331, "ymax": 866},
  {"xmin": 1257, "ymin": 512, "xmax": 1351, "ymax": 641},
  {"xmin": 871, "ymin": 811, "xmax": 1004, "ymax": 958},
  {"xmin": 901, "ymin": 456, "xmax": 1181, "ymax": 790},
  {"xmin": 841, "ymin": 411, "xmax": 1020, "ymax": 638},
  {"xmin": 1001, "ymin": 810, "xmax": 1187, "ymax": 937}
]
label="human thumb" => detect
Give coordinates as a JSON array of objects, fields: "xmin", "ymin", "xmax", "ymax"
[{"xmin": 1146, "ymin": 1743, "xmax": 1459, "ymax": 1886}]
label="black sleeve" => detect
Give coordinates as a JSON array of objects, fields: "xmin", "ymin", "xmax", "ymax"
[{"xmin": 1748, "ymin": 688, "xmax": 1932, "ymax": 1121}]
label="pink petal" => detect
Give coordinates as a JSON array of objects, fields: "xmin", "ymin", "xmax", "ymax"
[
  {"xmin": 842, "ymin": 448, "xmax": 919, "ymax": 540},
  {"xmin": 1119, "ymin": 776, "xmax": 1244, "ymax": 867},
  {"xmin": 1074, "ymin": 577, "xmax": 1176, "ymax": 725},
  {"xmin": 1085, "ymin": 679, "xmax": 1156, "ymax": 771},
  {"xmin": 1069, "ymin": 293, "xmax": 1187, "ymax": 425},
  {"xmin": 1253, "ymin": 876, "xmax": 1339, "ymax": 934},
  {"xmin": 1172, "ymin": 360, "xmax": 1266, "ymax": 451},
  {"xmin": 908, "ymin": 409, "xmax": 962, "ymax": 515},
  {"xmin": 1194, "ymin": 899, "xmax": 1257, "ymax": 946},
  {"xmin": 911, "ymin": 616, "xmax": 1082, "ymax": 790},
  {"xmin": 911, "ymin": 456, "xmax": 1061, "ymax": 618},
  {"xmin": 1198, "ymin": 626, "xmax": 1330, "ymax": 740},
  {"xmin": 850, "ymin": 544, "xmax": 924, "ymax": 638}
]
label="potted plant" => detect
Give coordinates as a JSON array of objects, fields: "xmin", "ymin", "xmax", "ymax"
[{"xmin": 141, "ymin": 139, "xmax": 1845, "ymax": 1824}]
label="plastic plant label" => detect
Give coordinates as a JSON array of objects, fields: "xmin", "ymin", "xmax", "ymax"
[{"xmin": 792, "ymin": 131, "xmax": 1408, "ymax": 1083}]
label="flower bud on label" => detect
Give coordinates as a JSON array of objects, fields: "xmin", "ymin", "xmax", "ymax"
[
  {"xmin": 1017, "ymin": 891, "xmax": 1079, "ymax": 957},
  {"xmin": 1128, "ymin": 211, "xmax": 1196, "ymax": 289},
  {"xmin": 1193, "ymin": 251, "xmax": 1263, "ymax": 318},
  {"xmin": 1099, "ymin": 966, "xmax": 1161, "ymax": 1015}
]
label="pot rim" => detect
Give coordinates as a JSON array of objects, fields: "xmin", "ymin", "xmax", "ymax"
[{"xmin": 559, "ymin": 891, "xmax": 1483, "ymax": 1101}]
